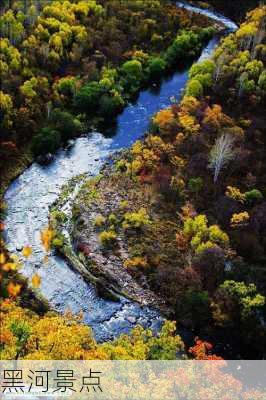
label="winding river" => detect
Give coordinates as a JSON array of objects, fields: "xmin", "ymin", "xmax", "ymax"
[{"xmin": 4, "ymin": 3, "xmax": 237, "ymax": 342}]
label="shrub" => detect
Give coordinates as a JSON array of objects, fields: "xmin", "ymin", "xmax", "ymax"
[
  {"xmin": 54, "ymin": 76, "xmax": 77, "ymax": 96},
  {"xmin": 213, "ymin": 281, "xmax": 265, "ymax": 326},
  {"xmin": 208, "ymin": 225, "xmax": 229, "ymax": 246},
  {"xmin": 181, "ymin": 289, "xmax": 211, "ymax": 329},
  {"xmin": 122, "ymin": 208, "xmax": 151, "ymax": 230},
  {"xmin": 183, "ymin": 214, "xmax": 208, "ymax": 238},
  {"xmin": 188, "ymin": 60, "xmax": 215, "ymax": 91},
  {"xmin": 196, "ymin": 240, "xmax": 219, "ymax": 254},
  {"xmin": 31, "ymin": 127, "xmax": 61, "ymax": 156},
  {"xmin": 189, "ymin": 60, "xmax": 216, "ymax": 78},
  {"xmin": 99, "ymin": 230, "xmax": 117, "ymax": 247}
]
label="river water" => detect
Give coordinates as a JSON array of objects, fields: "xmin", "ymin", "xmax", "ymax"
[{"xmin": 4, "ymin": 3, "xmax": 237, "ymax": 342}]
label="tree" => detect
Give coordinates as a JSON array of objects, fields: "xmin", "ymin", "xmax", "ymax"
[
  {"xmin": 185, "ymin": 79, "xmax": 203, "ymax": 98},
  {"xmin": 188, "ymin": 177, "xmax": 203, "ymax": 193},
  {"xmin": 50, "ymin": 109, "xmax": 83, "ymax": 140},
  {"xmin": 31, "ymin": 127, "xmax": 61, "ymax": 156},
  {"xmin": 99, "ymin": 93, "xmax": 124, "ymax": 119},
  {"xmin": 188, "ymin": 59, "xmax": 215, "ymax": 91},
  {"xmin": 74, "ymin": 82, "xmax": 104, "ymax": 113},
  {"xmin": 100, "ymin": 321, "xmax": 184, "ymax": 360},
  {"xmin": 121, "ymin": 59, "xmax": 144, "ymax": 92},
  {"xmin": 147, "ymin": 57, "xmax": 166, "ymax": 81},
  {"xmin": 165, "ymin": 31, "xmax": 199, "ymax": 66},
  {"xmin": 0, "ymin": 91, "xmax": 13, "ymax": 129},
  {"xmin": 208, "ymin": 134, "xmax": 235, "ymax": 183},
  {"xmin": 213, "ymin": 280, "xmax": 265, "ymax": 326},
  {"xmin": 183, "ymin": 214, "xmax": 229, "ymax": 254},
  {"xmin": 122, "ymin": 59, "xmax": 143, "ymax": 80}
]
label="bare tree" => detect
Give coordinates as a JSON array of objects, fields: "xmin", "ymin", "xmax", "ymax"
[{"xmin": 208, "ymin": 134, "xmax": 235, "ymax": 183}]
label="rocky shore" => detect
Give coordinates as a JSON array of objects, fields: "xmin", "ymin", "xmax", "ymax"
[{"xmin": 49, "ymin": 163, "xmax": 172, "ymax": 317}]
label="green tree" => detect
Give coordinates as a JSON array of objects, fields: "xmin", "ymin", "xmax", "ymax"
[
  {"xmin": 50, "ymin": 109, "xmax": 83, "ymax": 140},
  {"xmin": 213, "ymin": 280, "xmax": 265, "ymax": 326},
  {"xmin": 74, "ymin": 82, "xmax": 104, "ymax": 113},
  {"xmin": 147, "ymin": 57, "xmax": 166, "ymax": 81},
  {"xmin": 185, "ymin": 79, "xmax": 203, "ymax": 98},
  {"xmin": 31, "ymin": 127, "xmax": 61, "ymax": 156}
]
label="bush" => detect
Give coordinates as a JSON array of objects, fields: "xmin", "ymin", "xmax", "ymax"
[
  {"xmin": 189, "ymin": 60, "xmax": 216, "ymax": 78},
  {"xmin": 99, "ymin": 230, "xmax": 117, "ymax": 247},
  {"xmin": 120, "ymin": 200, "xmax": 129, "ymax": 209},
  {"xmin": 181, "ymin": 289, "xmax": 211, "ymax": 329},
  {"xmin": 122, "ymin": 208, "xmax": 151, "ymax": 230},
  {"xmin": 31, "ymin": 127, "xmax": 61, "ymax": 156}
]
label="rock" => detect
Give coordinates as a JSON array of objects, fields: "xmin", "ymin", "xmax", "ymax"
[
  {"xmin": 36, "ymin": 153, "xmax": 54, "ymax": 165},
  {"xmin": 127, "ymin": 316, "xmax": 136, "ymax": 324},
  {"xmin": 65, "ymin": 139, "xmax": 75, "ymax": 150},
  {"xmin": 96, "ymin": 281, "xmax": 120, "ymax": 302}
]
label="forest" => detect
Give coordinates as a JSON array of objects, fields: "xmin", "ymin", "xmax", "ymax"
[
  {"xmin": 0, "ymin": 0, "xmax": 266, "ymax": 364},
  {"xmin": 0, "ymin": 0, "xmax": 214, "ymax": 193}
]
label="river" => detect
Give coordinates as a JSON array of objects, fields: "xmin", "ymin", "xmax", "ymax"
[{"xmin": 4, "ymin": 2, "xmax": 237, "ymax": 342}]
